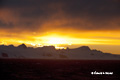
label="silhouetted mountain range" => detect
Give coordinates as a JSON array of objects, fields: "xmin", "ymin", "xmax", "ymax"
[{"xmin": 0, "ymin": 44, "xmax": 120, "ymax": 60}]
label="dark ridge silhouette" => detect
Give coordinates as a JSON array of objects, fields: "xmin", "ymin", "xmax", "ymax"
[{"xmin": 0, "ymin": 44, "xmax": 120, "ymax": 60}]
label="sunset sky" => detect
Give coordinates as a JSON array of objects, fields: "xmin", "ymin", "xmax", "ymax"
[{"xmin": 0, "ymin": 0, "xmax": 120, "ymax": 54}]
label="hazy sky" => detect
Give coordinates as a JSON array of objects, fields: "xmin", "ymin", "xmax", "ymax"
[{"xmin": 0, "ymin": 0, "xmax": 120, "ymax": 54}]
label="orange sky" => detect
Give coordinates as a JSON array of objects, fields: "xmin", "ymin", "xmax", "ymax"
[{"xmin": 0, "ymin": 0, "xmax": 120, "ymax": 54}]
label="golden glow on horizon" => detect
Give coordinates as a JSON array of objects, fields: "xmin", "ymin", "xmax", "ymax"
[
  {"xmin": 0, "ymin": 33, "xmax": 120, "ymax": 46},
  {"xmin": 0, "ymin": 31, "xmax": 120, "ymax": 50}
]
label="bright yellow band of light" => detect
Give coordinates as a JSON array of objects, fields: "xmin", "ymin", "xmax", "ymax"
[
  {"xmin": 0, "ymin": 31, "xmax": 120, "ymax": 49},
  {"xmin": 0, "ymin": 35, "xmax": 120, "ymax": 46}
]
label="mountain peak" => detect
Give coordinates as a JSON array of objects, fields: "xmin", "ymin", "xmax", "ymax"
[
  {"xmin": 76, "ymin": 46, "xmax": 91, "ymax": 51},
  {"xmin": 17, "ymin": 43, "xmax": 27, "ymax": 49},
  {"xmin": 8, "ymin": 45, "xmax": 14, "ymax": 48}
]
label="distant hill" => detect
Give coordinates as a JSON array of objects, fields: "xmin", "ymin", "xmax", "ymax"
[{"xmin": 0, "ymin": 44, "xmax": 120, "ymax": 60}]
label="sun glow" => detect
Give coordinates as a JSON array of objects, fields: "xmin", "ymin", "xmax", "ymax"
[{"xmin": 47, "ymin": 37, "xmax": 67, "ymax": 45}]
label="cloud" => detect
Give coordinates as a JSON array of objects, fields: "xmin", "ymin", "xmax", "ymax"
[{"xmin": 0, "ymin": 0, "xmax": 120, "ymax": 33}]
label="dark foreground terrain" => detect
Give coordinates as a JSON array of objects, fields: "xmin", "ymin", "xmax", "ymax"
[{"xmin": 0, "ymin": 59, "xmax": 120, "ymax": 80}]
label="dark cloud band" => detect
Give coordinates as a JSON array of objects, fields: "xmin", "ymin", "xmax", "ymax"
[{"xmin": 0, "ymin": 0, "xmax": 120, "ymax": 32}]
